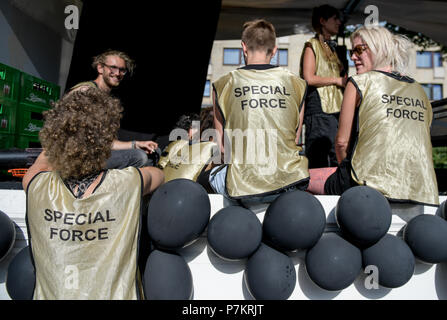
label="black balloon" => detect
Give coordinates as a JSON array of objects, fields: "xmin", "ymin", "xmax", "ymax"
[
  {"xmin": 335, "ymin": 186, "xmax": 391, "ymax": 248},
  {"xmin": 245, "ymin": 243, "xmax": 296, "ymax": 300},
  {"xmin": 147, "ymin": 179, "xmax": 211, "ymax": 250},
  {"xmin": 6, "ymin": 246, "xmax": 35, "ymax": 300},
  {"xmin": 362, "ymin": 234, "xmax": 415, "ymax": 288},
  {"xmin": 207, "ymin": 206, "xmax": 262, "ymax": 260},
  {"xmin": 305, "ymin": 233, "xmax": 362, "ymax": 291},
  {"xmin": 143, "ymin": 249, "xmax": 193, "ymax": 300},
  {"xmin": 263, "ymin": 190, "xmax": 326, "ymax": 251},
  {"xmin": 436, "ymin": 200, "xmax": 446, "ymax": 220},
  {"xmin": 0, "ymin": 210, "xmax": 15, "ymax": 261},
  {"xmin": 403, "ymin": 214, "xmax": 447, "ymax": 264}
]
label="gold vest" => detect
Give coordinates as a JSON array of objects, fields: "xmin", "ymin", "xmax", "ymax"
[
  {"xmin": 213, "ymin": 66, "xmax": 309, "ymax": 199},
  {"xmin": 69, "ymin": 81, "xmax": 98, "ymax": 92},
  {"xmin": 300, "ymin": 37, "xmax": 344, "ymax": 114},
  {"xmin": 350, "ymin": 71, "xmax": 439, "ymax": 205},
  {"xmin": 26, "ymin": 167, "xmax": 144, "ymax": 299},
  {"xmin": 158, "ymin": 139, "xmax": 218, "ymax": 182}
]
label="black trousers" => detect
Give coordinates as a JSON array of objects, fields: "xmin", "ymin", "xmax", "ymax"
[
  {"xmin": 304, "ymin": 112, "xmax": 339, "ymax": 168},
  {"xmin": 324, "ymin": 158, "xmax": 358, "ymax": 195}
]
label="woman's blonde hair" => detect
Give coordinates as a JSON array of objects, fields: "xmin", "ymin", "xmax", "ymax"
[
  {"xmin": 351, "ymin": 26, "xmax": 413, "ymax": 75},
  {"xmin": 39, "ymin": 88, "xmax": 122, "ymax": 179}
]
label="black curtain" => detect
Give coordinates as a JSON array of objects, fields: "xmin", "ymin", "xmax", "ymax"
[{"xmin": 66, "ymin": 0, "xmax": 221, "ymax": 137}]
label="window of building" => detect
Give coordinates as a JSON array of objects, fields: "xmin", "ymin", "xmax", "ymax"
[
  {"xmin": 203, "ymin": 80, "xmax": 210, "ymax": 97},
  {"xmin": 421, "ymin": 83, "xmax": 443, "ymax": 100},
  {"xmin": 223, "ymin": 48, "xmax": 243, "ymax": 65},
  {"xmin": 271, "ymin": 49, "xmax": 288, "ymax": 66},
  {"xmin": 416, "ymin": 51, "xmax": 443, "ymax": 68}
]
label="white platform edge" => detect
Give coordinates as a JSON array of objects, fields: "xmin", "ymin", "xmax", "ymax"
[{"xmin": 0, "ymin": 189, "xmax": 446, "ymax": 300}]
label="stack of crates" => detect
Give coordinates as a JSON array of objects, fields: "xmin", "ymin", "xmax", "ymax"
[
  {"xmin": 0, "ymin": 62, "xmax": 20, "ymax": 149},
  {"xmin": 16, "ymin": 72, "xmax": 60, "ymax": 148},
  {"xmin": 0, "ymin": 61, "xmax": 60, "ymax": 150}
]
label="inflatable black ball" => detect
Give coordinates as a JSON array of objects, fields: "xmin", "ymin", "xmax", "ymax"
[
  {"xmin": 305, "ymin": 233, "xmax": 362, "ymax": 291},
  {"xmin": 147, "ymin": 179, "xmax": 211, "ymax": 250},
  {"xmin": 143, "ymin": 249, "xmax": 193, "ymax": 300},
  {"xmin": 207, "ymin": 206, "xmax": 262, "ymax": 260},
  {"xmin": 263, "ymin": 190, "xmax": 326, "ymax": 251},
  {"xmin": 403, "ymin": 214, "xmax": 447, "ymax": 264},
  {"xmin": 0, "ymin": 210, "xmax": 15, "ymax": 261},
  {"xmin": 6, "ymin": 246, "xmax": 35, "ymax": 300},
  {"xmin": 436, "ymin": 200, "xmax": 446, "ymax": 220},
  {"xmin": 362, "ymin": 234, "xmax": 415, "ymax": 288},
  {"xmin": 335, "ymin": 186, "xmax": 391, "ymax": 248},
  {"xmin": 245, "ymin": 243, "xmax": 296, "ymax": 300}
]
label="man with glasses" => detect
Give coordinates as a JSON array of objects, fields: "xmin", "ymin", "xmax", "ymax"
[{"xmin": 69, "ymin": 50, "xmax": 159, "ymax": 169}]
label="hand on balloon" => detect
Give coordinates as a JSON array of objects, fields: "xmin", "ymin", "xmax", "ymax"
[{"xmin": 136, "ymin": 140, "xmax": 158, "ymax": 154}]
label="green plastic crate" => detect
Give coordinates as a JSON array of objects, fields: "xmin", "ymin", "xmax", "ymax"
[
  {"xmin": 16, "ymin": 103, "xmax": 47, "ymax": 137},
  {"xmin": 0, "ymin": 98, "xmax": 17, "ymax": 135},
  {"xmin": 19, "ymin": 72, "xmax": 60, "ymax": 109},
  {"xmin": 0, "ymin": 133, "xmax": 16, "ymax": 150},
  {"xmin": 0, "ymin": 62, "xmax": 21, "ymax": 102},
  {"xmin": 15, "ymin": 134, "xmax": 41, "ymax": 149}
]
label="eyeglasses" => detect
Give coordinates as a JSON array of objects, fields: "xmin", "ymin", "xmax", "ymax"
[
  {"xmin": 102, "ymin": 63, "xmax": 127, "ymax": 75},
  {"xmin": 349, "ymin": 44, "xmax": 369, "ymax": 57}
]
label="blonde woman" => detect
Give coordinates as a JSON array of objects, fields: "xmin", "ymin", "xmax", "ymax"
[
  {"xmin": 300, "ymin": 4, "xmax": 347, "ymax": 168},
  {"xmin": 323, "ymin": 26, "xmax": 439, "ymax": 206}
]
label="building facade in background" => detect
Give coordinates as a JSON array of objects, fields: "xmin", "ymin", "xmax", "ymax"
[{"xmin": 202, "ymin": 33, "xmax": 446, "ymax": 107}]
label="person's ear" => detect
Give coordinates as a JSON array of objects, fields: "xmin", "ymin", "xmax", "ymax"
[
  {"xmin": 271, "ymin": 45, "xmax": 278, "ymax": 59},
  {"xmin": 241, "ymin": 41, "xmax": 248, "ymax": 56},
  {"xmin": 97, "ymin": 63, "xmax": 104, "ymax": 75}
]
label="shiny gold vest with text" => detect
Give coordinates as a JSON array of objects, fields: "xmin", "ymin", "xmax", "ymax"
[
  {"xmin": 213, "ymin": 67, "xmax": 309, "ymax": 198},
  {"xmin": 350, "ymin": 71, "xmax": 438, "ymax": 205},
  {"xmin": 27, "ymin": 167, "xmax": 143, "ymax": 299}
]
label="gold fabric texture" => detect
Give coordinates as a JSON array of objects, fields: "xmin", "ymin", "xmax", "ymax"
[
  {"xmin": 213, "ymin": 67, "xmax": 309, "ymax": 198},
  {"xmin": 27, "ymin": 167, "xmax": 143, "ymax": 299},
  {"xmin": 158, "ymin": 140, "xmax": 218, "ymax": 182},
  {"xmin": 350, "ymin": 71, "xmax": 439, "ymax": 205},
  {"xmin": 300, "ymin": 37, "xmax": 344, "ymax": 114}
]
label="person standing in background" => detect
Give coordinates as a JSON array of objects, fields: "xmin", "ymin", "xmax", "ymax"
[{"xmin": 300, "ymin": 4, "xmax": 347, "ymax": 168}]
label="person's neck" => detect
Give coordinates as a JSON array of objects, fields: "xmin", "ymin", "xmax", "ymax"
[
  {"xmin": 321, "ymin": 29, "xmax": 333, "ymax": 41},
  {"xmin": 245, "ymin": 55, "xmax": 271, "ymax": 65},
  {"xmin": 375, "ymin": 66, "xmax": 393, "ymax": 73},
  {"xmin": 93, "ymin": 76, "xmax": 112, "ymax": 93}
]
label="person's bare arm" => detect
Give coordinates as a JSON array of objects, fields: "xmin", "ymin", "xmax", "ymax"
[
  {"xmin": 138, "ymin": 166, "xmax": 164, "ymax": 195},
  {"xmin": 335, "ymin": 81, "xmax": 360, "ymax": 163},
  {"xmin": 302, "ymin": 46, "xmax": 347, "ymax": 88},
  {"xmin": 112, "ymin": 140, "xmax": 158, "ymax": 154},
  {"xmin": 296, "ymin": 102, "xmax": 305, "ymax": 145},
  {"xmin": 22, "ymin": 151, "xmax": 52, "ymax": 191}
]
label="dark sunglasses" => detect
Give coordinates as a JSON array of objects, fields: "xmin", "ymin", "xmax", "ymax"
[{"xmin": 349, "ymin": 44, "xmax": 369, "ymax": 57}]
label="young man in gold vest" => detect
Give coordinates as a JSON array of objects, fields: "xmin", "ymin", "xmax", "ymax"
[
  {"xmin": 210, "ymin": 19, "xmax": 309, "ymax": 204},
  {"xmin": 70, "ymin": 50, "xmax": 159, "ymax": 169}
]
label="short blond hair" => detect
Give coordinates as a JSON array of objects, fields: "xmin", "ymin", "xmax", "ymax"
[
  {"xmin": 351, "ymin": 26, "xmax": 413, "ymax": 75},
  {"xmin": 241, "ymin": 19, "xmax": 276, "ymax": 56}
]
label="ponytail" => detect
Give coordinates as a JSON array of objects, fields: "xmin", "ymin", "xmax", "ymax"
[{"xmin": 392, "ymin": 34, "xmax": 413, "ymax": 75}]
